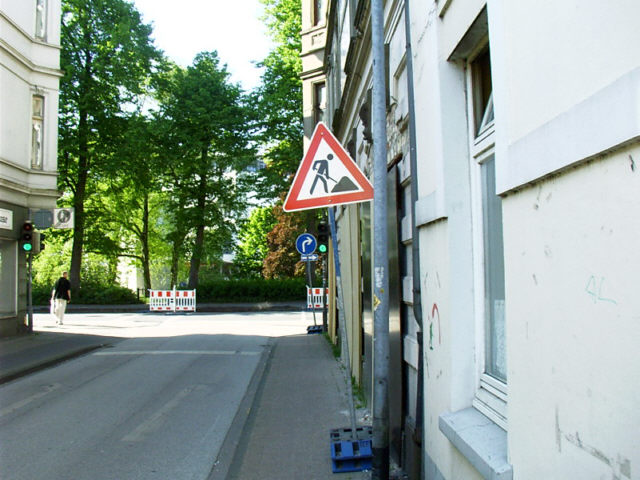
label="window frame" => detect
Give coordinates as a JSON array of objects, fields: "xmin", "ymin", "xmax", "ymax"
[
  {"xmin": 35, "ymin": 0, "xmax": 47, "ymax": 40},
  {"xmin": 31, "ymin": 94, "xmax": 45, "ymax": 170},
  {"xmin": 465, "ymin": 41, "xmax": 508, "ymax": 430},
  {"xmin": 313, "ymin": 0, "xmax": 327, "ymax": 26},
  {"xmin": 313, "ymin": 81, "xmax": 327, "ymax": 125}
]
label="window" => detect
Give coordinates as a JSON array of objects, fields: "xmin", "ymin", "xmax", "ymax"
[
  {"xmin": 314, "ymin": 82, "xmax": 326, "ymax": 125},
  {"xmin": 313, "ymin": 0, "xmax": 326, "ymax": 26},
  {"xmin": 35, "ymin": 0, "xmax": 47, "ymax": 40},
  {"xmin": 467, "ymin": 43, "xmax": 507, "ymax": 428},
  {"xmin": 471, "ymin": 48, "xmax": 494, "ymax": 136},
  {"xmin": 31, "ymin": 95, "xmax": 45, "ymax": 169},
  {"xmin": 481, "ymin": 156, "xmax": 506, "ymax": 382}
]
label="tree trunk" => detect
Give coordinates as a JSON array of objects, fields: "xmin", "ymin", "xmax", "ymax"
[
  {"xmin": 188, "ymin": 153, "xmax": 209, "ymax": 289},
  {"xmin": 187, "ymin": 223, "xmax": 205, "ymax": 289},
  {"xmin": 141, "ymin": 193, "xmax": 152, "ymax": 291},
  {"xmin": 69, "ymin": 109, "xmax": 89, "ymax": 292}
]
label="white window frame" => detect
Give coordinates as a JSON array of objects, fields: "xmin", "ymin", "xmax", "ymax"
[
  {"xmin": 31, "ymin": 94, "xmax": 45, "ymax": 170},
  {"xmin": 35, "ymin": 0, "xmax": 47, "ymax": 40},
  {"xmin": 466, "ymin": 41, "xmax": 508, "ymax": 431}
]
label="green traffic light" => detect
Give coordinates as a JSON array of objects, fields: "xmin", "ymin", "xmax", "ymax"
[
  {"xmin": 318, "ymin": 244, "xmax": 327, "ymax": 253},
  {"xmin": 23, "ymin": 243, "xmax": 32, "ymax": 252}
]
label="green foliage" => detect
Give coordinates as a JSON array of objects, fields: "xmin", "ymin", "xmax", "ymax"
[
  {"xmin": 155, "ymin": 52, "xmax": 256, "ymax": 288},
  {"xmin": 253, "ymin": 0, "xmax": 303, "ymax": 200},
  {"xmin": 58, "ymin": 0, "xmax": 165, "ymax": 289},
  {"xmin": 32, "ymin": 232, "xmax": 141, "ymax": 304},
  {"xmin": 234, "ymin": 206, "xmax": 278, "ymax": 277},
  {"xmin": 197, "ymin": 278, "xmax": 306, "ymax": 302}
]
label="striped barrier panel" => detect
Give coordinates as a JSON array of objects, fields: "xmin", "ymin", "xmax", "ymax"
[
  {"xmin": 307, "ymin": 287, "xmax": 329, "ymax": 309},
  {"xmin": 149, "ymin": 288, "xmax": 196, "ymax": 313}
]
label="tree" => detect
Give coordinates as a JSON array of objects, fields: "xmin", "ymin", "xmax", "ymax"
[
  {"xmin": 254, "ymin": 0, "xmax": 304, "ymax": 200},
  {"xmin": 253, "ymin": 0, "xmax": 312, "ymax": 276},
  {"xmin": 58, "ymin": 0, "xmax": 163, "ymax": 290},
  {"xmin": 262, "ymin": 203, "xmax": 308, "ymax": 278},
  {"xmin": 234, "ymin": 206, "xmax": 278, "ymax": 277},
  {"xmin": 94, "ymin": 114, "xmax": 163, "ymax": 291},
  {"xmin": 156, "ymin": 53, "xmax": 255, "ymax": 288}
]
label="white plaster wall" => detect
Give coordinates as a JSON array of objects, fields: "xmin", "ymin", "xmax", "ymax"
[
  {"xmin": 503, "ymin": 144, "xmax": 640, "ymax": 479},
  {"xmin": 0, "ymin": 68, "xmax": 30, "ymax": 165},
  {"xmin": 421, "ymin": 220, "xmax": 484, "ymax": 480},
  {"xmin": 438, "ymin": 0, "xmax": 486, "ymax": 60},
  {"xmin": 495, "ymin": 0, "xmax": 640, "ymax": 145}
]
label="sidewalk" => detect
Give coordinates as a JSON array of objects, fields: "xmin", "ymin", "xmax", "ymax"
[
  {"xmin": 0, "ymin": 329, "xmax": 121, "ymax": 385},
  {"xmin": 213, "ymin": 333, "xmax": 371, "ymax": 480}
]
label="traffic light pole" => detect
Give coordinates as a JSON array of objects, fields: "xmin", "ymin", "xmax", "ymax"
[
  {"xmin": 371, "ymin": 0, "xmax": 390, "ymax": 476},
  {"xmin": 27, "ymin": 252, "xmax": 33, "ymax": 333}
]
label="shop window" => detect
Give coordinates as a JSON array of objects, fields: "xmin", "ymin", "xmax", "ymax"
[{"xmin": 0, "ymin": 241, "xmax": 17, "ymax": 317}]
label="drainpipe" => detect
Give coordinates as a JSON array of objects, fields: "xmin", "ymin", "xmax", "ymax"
[{"xmin": 404, "ymin": 0, "xmax": 425, "ymax": 477}]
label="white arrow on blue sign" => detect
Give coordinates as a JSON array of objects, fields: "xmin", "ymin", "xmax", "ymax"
[
  {"xmin": 301, "ymin": 253, "xmax": 319, "ymax": 262},
  {"xmin": 296, "ymin": 233, "xmax": 317, "ymax": 254}
]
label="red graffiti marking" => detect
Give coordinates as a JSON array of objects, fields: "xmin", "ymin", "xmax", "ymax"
[{"xmin": 431, "ymin": 303, "xmax": 441, "ymax": 346}]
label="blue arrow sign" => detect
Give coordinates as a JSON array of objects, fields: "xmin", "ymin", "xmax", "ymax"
[{"xmin": 296, "ymin": 233, "xmax": 317, "ymax": 254}]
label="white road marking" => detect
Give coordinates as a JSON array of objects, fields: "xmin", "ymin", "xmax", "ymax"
[
  {"xmin": 0, "ymin": 384, "xmax": 61, "ymax": 418},
  {"xmin": 121, "ymin": 385, "xmax": 201, "ymax": 442},
  {"xmin": 94, "ymin": 350, "xmax": 261, "ymax": 356}
]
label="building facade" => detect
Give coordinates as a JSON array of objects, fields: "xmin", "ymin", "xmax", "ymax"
[
  {"xmin": 304, "ymin": 0, "xmax": 640, "ymax": 478},
  {"xmin": 0, "ymin": 0, "xmax": 62, "ymax": 335}
]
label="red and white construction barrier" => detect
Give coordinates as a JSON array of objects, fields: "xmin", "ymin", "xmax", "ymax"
[
  {"xmin": 307, "ymin": 287, "xmax": 329, "ymax": 309},
  {"xmin": 149, "ymin": 288, "xmax": 196, "ymax": 313}
]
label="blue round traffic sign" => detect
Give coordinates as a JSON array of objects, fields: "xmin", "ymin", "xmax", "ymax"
[{"xmin": 296, "ymin": 233, "xmax": 317, "ymax": 254}]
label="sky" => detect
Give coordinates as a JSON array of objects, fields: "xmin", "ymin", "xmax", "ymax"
[{"xmin": 132, "ymin": 0, "xmax": 274, "ymax": 91}]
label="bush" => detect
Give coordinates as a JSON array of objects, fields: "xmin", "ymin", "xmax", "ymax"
[
  {"xmin": 197, "ymin": 278, "xmax": 306, "ymax": 303},
  {"xmin": 33, "ymin": 282, "xmax": 143, "ymax": 305}
]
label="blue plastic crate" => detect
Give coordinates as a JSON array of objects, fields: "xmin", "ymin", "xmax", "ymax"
[
  {"xmin": 330, "ymin": 426, "xmax": 372, "ymax": 442},
  {"xmin": 330, "ymin": 439, "xmax": 373, "ymax": 473}
]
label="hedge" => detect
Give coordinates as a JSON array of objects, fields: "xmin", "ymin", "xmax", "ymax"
[
  {"xmin": 197, "ymin": 278, "xmax": 307, "ymax": 303},
  {"xmin": 33, "ymin": 278, "xmax": 307, "ymax": 305},
  {"xmin": 33, "ymin": 283, "xmax": 142, "ymax": 305}
]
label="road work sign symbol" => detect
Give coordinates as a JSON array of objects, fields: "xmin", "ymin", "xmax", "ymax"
[{"xmin": 283, "ymin": 122, "xmax": 374, "ymax": 212}]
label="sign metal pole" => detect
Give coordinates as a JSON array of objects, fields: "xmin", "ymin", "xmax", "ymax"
[{"xmin": 371, "ymin": 0, "xmax": 390, "ymax": 476}]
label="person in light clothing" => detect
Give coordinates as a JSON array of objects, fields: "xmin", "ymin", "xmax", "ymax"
[{"xmin": 51, "ymin": 271, "xmax": 71, "ymax": 325}]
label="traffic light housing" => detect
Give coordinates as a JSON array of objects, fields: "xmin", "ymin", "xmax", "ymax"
[
  {"xmin": 21, "ymin": 221, "xmax": 34, "ymax": 252},
  {"xmin": 317, "ymin": 222, "xmax": 329, "ymax": 253},
  {"xmin": 21, "ymin": 222, "xmax": 43, "ymax": 254}
]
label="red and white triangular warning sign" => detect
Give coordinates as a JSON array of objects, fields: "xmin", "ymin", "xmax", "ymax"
[{"xmin": 283, "ymin": 122, "xmax": 374, "ymax": 212}]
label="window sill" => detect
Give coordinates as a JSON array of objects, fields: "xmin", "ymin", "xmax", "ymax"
[{"xmin": 439, "ymin": 408, "xmax": 512, "ymax": 480}]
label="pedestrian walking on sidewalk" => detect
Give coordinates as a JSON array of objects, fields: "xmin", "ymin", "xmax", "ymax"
[{"xmin": 51, "ymin": 271, "xmax": 71, "ymax": 325}]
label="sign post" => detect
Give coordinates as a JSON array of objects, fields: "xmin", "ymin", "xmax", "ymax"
[{"xmin": 371, "ymin": 0, "xmax": 390, "ymax": 476}]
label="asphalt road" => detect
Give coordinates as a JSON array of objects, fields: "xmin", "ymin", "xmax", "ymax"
[{"xmin": 0, "ymin": 311, "xmax": 311, "ymax": 480}]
